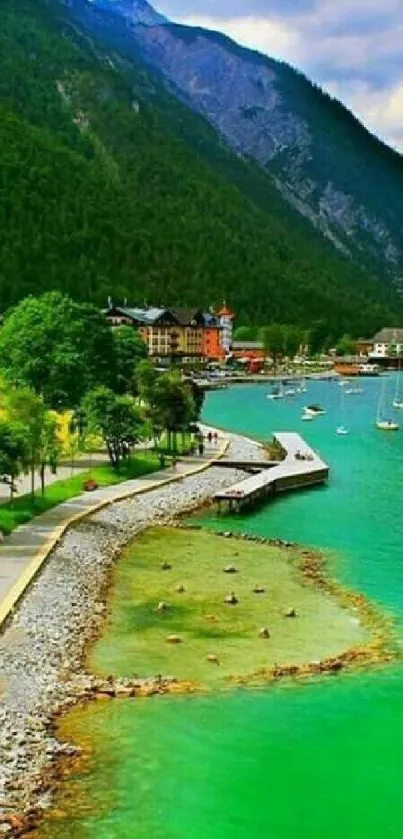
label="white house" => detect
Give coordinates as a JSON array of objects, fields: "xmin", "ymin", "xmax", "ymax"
[{"xmin": 369, "ymin": 328, "xmax": 403, "ymax": 359}]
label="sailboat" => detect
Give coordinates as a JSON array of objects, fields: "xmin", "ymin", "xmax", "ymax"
[
  {"xmin": 297, "ymin": 369, "xmax": 307, "ymax": 394},
  {"xmin": 376, "ymin": 377, "xmax": 399, "ymax": 431},
  {"xmin": 336, "ymin": 386, "xmax": 349, "ymax": 436},
  {"xmin": 267, "ymin": 381, "xmax": 285, "ymax": 400},
  {"xmin": 393, "ymin": 357, "xmax": 403, "ymax": 409}
]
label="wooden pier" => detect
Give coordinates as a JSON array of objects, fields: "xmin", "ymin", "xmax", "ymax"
[{"xmin": 214, "ymin": 433, "xmax": 329, "ymax": 512}]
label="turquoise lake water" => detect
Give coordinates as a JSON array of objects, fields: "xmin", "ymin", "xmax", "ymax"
[{"xmin": 40, "ymin": 379, "xmax": 403, "ymax": 839}]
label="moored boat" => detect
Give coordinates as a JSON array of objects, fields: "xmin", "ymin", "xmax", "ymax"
[{"xmin": 303, "ymin": 404, "xmax": 326, "ymax": 417}]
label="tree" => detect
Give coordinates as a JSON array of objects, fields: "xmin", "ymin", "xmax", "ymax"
[
  {"xmin": 0, "ymin": 292, "xmax": 116, "ymax": 409},
  {"xmin": 307, "ymin": 320, "xmax": 331, "ymax": 356},
  {"xmin": 7, "ymin": 388, "xmax": 46, "ymax": 499},
  {"xmin": 188, "ymin": 379, "xmax": 205, "ymax": 421},
  {"xmin": 38, "ymin": 413, "xmax": 62, "ymax": 496},
  {"xmin": 113, "ymin": 326, "xmax": 147, "ymax": 394},
  {"xmin": 335, "ymin": 334, "xmax": 357, "ymax": 356},
  {"xmin": 259, "ymin": 324, "xmax": 286, "ymax": 366},
  {"xmin": 0, "ymin": 419, "xmax": 29, "ymax": 502},
  {"xmin": 82, "ymin": 387, "xmax": 144, "ymax": 470},
  {"xmin": 135, "ymin": 359, "xmax": 157, "ymax": 405},
  {"xmin": 233, "ymin": 326, "xmax": 257, "ymax": 342},
  {"xmin": 284, "ymin": 326, "xmax": 303, "ymax": 359},
  {"xmin": 149, "ymin": 372, "xmax": 195, "ymax": 453}
]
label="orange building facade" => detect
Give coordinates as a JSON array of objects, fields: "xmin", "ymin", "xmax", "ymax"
[{"xmin": 104, "ymin": 305, "xmax": 230, "ymax": 361}]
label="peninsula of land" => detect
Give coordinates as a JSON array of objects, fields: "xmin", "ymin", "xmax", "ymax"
[{"xmin": 0, "ymin": 430, "xmax": 394, "ymax": 837}]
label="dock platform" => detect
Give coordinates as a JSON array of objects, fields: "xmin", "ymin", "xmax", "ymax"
[{"xmin": 214, "ymin": 433, "xmax": 329, "ymax": 512}]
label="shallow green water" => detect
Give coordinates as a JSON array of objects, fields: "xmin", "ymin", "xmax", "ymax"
[{"xmin": 41, "ymin": 379, "xmax": 403, "ymax": 838}]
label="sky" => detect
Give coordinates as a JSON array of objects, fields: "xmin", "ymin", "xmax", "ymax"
[{"xmin": 153, "ymin": 0, "xmax": 403, "ymax": 151}]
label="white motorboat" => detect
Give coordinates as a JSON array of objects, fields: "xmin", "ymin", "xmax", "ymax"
[
  {"xmin": 336, "ymin": 425, "xmax": 349, "ymax": 436},
  {"xmin": 303, "ymin": 404, "xmax": 326, "ymax": 417}
]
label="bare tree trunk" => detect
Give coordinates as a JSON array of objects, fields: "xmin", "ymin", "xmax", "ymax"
[
  {"xmin": 40, "ymin": 463, "xmax": 45, "ymax": 497},
  {"xmin": 31, "ymin": 465, "xmax": 35, "ymax": 502}
]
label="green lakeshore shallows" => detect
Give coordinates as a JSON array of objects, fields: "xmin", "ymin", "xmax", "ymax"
[
  {"xmin": 38, "ymin": 379, "xmax": 403, "ymax": 839},
  {"xmin": 89, "ymin": 527, "xmax": 367, "ymax": 686}
]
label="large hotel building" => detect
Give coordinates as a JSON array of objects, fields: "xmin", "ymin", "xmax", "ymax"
[{"xmin": 104, "ymin": 303, "xmax": 234, "ymax": 360}]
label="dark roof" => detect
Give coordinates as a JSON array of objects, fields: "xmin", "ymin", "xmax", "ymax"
[
  {"xmin": 169, "ymin": 308, "xmax": 204, "ymax": 326},
  {"xmin": 105, "ymin": 305, "xmax": 221, "ymax": 328},
  {"xmin": 373, "ymin": 327, "xmax": 403, "ymax": 343}
]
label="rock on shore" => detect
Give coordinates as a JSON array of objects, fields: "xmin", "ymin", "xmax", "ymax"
[{"xmin": 0, "ymin": 432, "xmax": 261, "ymax": 829}]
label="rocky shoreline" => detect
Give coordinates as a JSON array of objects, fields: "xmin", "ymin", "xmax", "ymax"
[
  {"xmin": 0, "ymin": 433, "xmax": 261, "ymax": 835},
  {"xmin": 0, "ymin": 431, "xmax": 396, "ymax": 837}
]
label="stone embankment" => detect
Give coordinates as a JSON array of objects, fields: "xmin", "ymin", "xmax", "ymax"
[{"xmin": 0, "ymin": 433, "xmax": 260, "ymax": 835}]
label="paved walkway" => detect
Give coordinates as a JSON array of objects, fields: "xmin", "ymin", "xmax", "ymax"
[{"xmin": 0, "ymin": 435, "xmax": 227, "ymax": 627}]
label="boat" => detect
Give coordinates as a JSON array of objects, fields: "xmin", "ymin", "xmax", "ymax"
[
  {"xmin": 301, "ymin": 412, "xmax": 314, "ymax": 421},
  {"xmin": 297, "ymin": 377, "xmax": 307, "ymax": 394},
  {"xmin": 267, "ymin": 382, "xmax": 285, "ymax": 400},
  {"xmin": 338, "ymin": 379, "xmax": 349, "ymax": 388},
  {"xmin": 376, "ymin": 420, "xmax": 399, "ymax": 431},
  {"xmin": 345, "ymin": 385, "xmax": 364, "ymax": 395},
  {"xmin": 392, "ymin": 357, "xmax": 403, "ymax": 409},
  {"xmin": 357, "ymin": 363, "xmax": 379, "ymax": 377},
  {"xmin": 336, "ymin": 386, "xmax": 349, "ymax": 436},
  {"xmin": 284, "ymin": 387, "xmax": 296, "ymax": 397},
  {"xmin": 303, "ymin": 404, "xmax": 326, "ymax": 417},
  {"xmin": 376, "ymin": 377, "xmax": 399, "ymax": 431}
]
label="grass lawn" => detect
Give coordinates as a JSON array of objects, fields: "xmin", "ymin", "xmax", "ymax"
[
  {"xmin": 0, "ymin": 454, "xmax": 162, "ymax": 535},
  {"xmin": 90, "ymin": 527, "xmax": 369, "ymax": 687}
]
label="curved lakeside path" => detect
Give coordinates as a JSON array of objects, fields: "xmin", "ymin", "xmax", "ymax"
[{"xmin": 0, "ymin": 429, "xmax": 267, "ymax": 829}]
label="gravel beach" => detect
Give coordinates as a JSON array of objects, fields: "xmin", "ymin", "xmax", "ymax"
[{"xmin": 0, "ymin": 432, "xmax": 262, "ymax": 832}]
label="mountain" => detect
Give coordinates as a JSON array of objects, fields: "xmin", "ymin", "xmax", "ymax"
[
  {"xmin": 88, "ymin": 0, "xmax": 403, "ymax": 289},
  {"xmin": 89, "ymin": 0, "xmax": 167, "ymax": 26},
  {"xmin": 0, "ymin": 0, "xmax": 400, "ymax": 337}
]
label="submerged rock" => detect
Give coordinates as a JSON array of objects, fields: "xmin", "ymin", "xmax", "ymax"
[
  {"xmin": 166, "ymin": 635, "xmax": 183, "ymax": 644},
  {"xmin": 206, "ymin": 654, "xmax": 219, "ymax": 664},
  {"xmin": 224, "ymin": 592, "xmax": 238, "ymax": 605}
]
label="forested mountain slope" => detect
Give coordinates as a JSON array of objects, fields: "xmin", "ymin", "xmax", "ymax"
[
  {"xmin": 0, "ymin": 0, "xmax": 400, "ymax": 336},
  {"xmin": 88, "ymin": 0, "xmax": 403, "ymax": 290}
]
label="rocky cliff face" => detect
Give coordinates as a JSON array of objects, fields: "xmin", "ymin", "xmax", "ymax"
[{"xmin": 84, "ymin": 0, "xmax": 403, "ymax": 287}]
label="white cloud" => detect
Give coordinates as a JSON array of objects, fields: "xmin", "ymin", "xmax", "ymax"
[
  {"xmin": 168, "ymin": 5, "xmax": 403, "ymax": 151},
  {"xmin": 179, "ymin": 14, "xmax": 300, "ymax": 63},
  {"xmin": 328, "ymin": 79, "xmax": 403, "ymax": 151}
]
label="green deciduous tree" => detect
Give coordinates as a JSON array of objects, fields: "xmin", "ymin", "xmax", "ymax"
[
  {"xmin": 0, "ymin": 419, "xmax": 29, "ymax": 502},
  {"xmin": 335, "ymin": 334, "xmax": 357, "ymax": 356},
  {"xmin": 284, "ymin": 326, "xmax": 303, "ymax": 359},
  {"xmin": 233, "ymin": 326, "xmax": 257, "ymax": 342},
  {"xmin": 82, "ymin": 387, "xmax": 144, "ymax": 470},
  {"xmin": 259, "ymin": 324, "xmax": 286, "ymax": 366},
  {"xmin": 7, "ymin": 388, "xmax": 46, "ymax": 500},
  {"xmin": 0, "ymin": 292, "xmax": 116, "ymax": 409},
  {"xmin": 38, "ymin": 413, "xmax": 62, "ymax": 496},
  {"xmin": 307, "ymin": 320, "xmax": 331, "ymax": 356},
  {"xmin": 113, "ymin": 326, "xmax": 148, "ymax": 395},
  {"xmin": 148, "ymin": 372, "xmax": 195, "ymax": 453}
]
